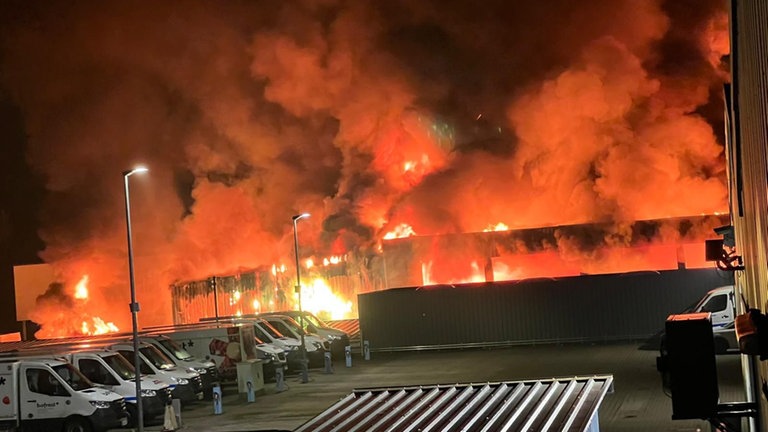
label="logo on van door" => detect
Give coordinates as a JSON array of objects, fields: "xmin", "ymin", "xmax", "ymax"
[{"xmin": 36, "ymin": 402, "xmax": 58, "ymax": 409}]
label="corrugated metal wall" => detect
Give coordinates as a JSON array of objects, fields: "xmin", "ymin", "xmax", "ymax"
[
  {"xmin": 358, "ymin": 269, "xmax": 732, "ymax": 351},
  {"xmin": 727, "ymin": 0, "xmax": 768, "ymax": 427}
]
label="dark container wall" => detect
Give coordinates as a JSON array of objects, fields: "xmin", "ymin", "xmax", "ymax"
[{"xmin": 358, "ymin": 268, "xmax": 733, "ymax": 351}]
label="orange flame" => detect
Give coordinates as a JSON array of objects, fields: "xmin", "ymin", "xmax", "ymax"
[
  {"xmin": 296, "ymin": 278, "xmax": 353, "ymax": 320},
  {"xmin": 73, "ymin": 275, "xmax": 89, "ymax": 299},
  {"xmin": 80, "ymin": 317, "xmax": 120, "ymax": 335},
  {"xmin": 483, "ymin": 223, "xmax": 509, "ymax": 232},
  {"xmin": 384, "ymin": 223, "xmax": 417, "ymax": 239}
]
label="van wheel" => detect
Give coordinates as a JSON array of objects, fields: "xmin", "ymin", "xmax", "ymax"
[
  {"xmin": 63, "ymin": 416, "xmax": 92, "ymax": 432},
  {"xmin": 126, "ymin": 403, "xmax": 138, "ymax": 427}
]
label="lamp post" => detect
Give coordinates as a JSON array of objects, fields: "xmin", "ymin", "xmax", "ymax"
[
  {"xmin": 292, "ymin": 212, "xmax": 310, "ymax": 384},
  {"xmin": 123, "ymin": 166, "xmax": 148, "ymax": 431}
]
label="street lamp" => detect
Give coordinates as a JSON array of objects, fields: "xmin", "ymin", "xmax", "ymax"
[
  {"xmin": 292, "ymin": 212, "xmax": 310, "ymax": 384},
  {"xmin": 123, "ymin": 166, "xmax": 148, "ymax": 431}
]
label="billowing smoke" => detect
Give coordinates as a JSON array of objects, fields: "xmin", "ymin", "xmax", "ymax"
[{"xmin": 0, "ymin": 0, "xmax": 729, "ymax": 332}]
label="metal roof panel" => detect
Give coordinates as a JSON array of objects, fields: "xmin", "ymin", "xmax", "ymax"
[{"xmin": 295, "ymin": 375, "xmax": 613, "ymax": 432}]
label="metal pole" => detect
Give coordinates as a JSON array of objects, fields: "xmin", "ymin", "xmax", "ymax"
[
  {"xmin": 123, "ymin": 167, "xmax": 147, "ymax": 431},
  {"xmin": 292, "ymin": 213, "xmax": 309, "ymax": 383},
  {"xmin": 212, "ymin": 277, "xmax": 219, "ymax": 323}
]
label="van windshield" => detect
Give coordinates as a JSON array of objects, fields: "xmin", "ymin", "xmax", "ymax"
[
  {"xmin": 139, "ymin": 346, "xmax": 176, "ymax": 370},
  {"xmin": 103, "ymin": 353, "xmax": 136, "ymax": 380},
  {"xmin": 266, "ymin": 319, "xmax": 299, "ymax": 338},
  {"xmin": 303, "ymin": 312, "xmax": 329, "ymax": 328},
  {"xmin": 158, "ymin": 338, "xmax": 193, "ymax": 361},
  {"xmin": 257, "ymin": 320, "xmax": 284, "ymax": 339},
  {"xmin": 52, "ymin": 363, "xmax": 93, "ymax": 391},
  {"xmin": 279, "ymin": 316, "xmax": 308, "ymax": 336}
]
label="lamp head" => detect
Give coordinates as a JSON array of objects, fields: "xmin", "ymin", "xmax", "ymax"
[
  {"xmin": 292, "ymin": 213, "xmax": 310, "ymax": 222},
  {"xmin": 123, "ymin": 166, "xmax": 149, "ymax": 177}
]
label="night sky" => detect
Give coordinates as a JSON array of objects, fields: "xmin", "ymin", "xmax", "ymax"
[{"xmin": 0, "ymin": 0, "xmax": 730, "ymax": 335}]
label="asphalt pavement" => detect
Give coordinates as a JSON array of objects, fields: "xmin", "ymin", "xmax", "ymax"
[{"xmin": 120, "ymin": 340, "xmax": 747, "ymax": 432}]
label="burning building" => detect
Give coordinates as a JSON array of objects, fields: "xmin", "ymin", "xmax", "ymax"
[
  {"xmin": 0, "ymin": 0, "xmax": 731, "ymax": 338},
  {"xmin": 168, "ymin": 213, "xmax": 728, "ymax": 325}
]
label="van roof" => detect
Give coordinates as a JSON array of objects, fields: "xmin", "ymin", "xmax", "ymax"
[
  {"xmin": 0, "ymin": 357, "xmax": 69, "ymax": 367},
  {"xmin": 708, "ymin": 285, "xmax": 734, "ymax": 295}
]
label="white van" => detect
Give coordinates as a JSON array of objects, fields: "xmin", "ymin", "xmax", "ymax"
[
  {"xmin": 109, "ymin": 342, "xmax": 204, "ymax": 404},
  {"xmin": 258, "ymin": 315, "xmax": 329, "ymax": 368},
  {"xmin": 63, "ymin": 349, "xmax": 173, "ymax": 425},
  {"xmin": 249, "ymin": 319, "xmax": 303, "ymax": 372},
  {"xmin": 138, "ymin": 335, "xmax": 218, "ymax": 394},
  {"xmin": 0, "ymin": 346, "xmax": 172, "ymax": 427},
  {"xmin": 687, "ymin": 285, "xmax": 737, "ymax": 353},
  {"xmin": 145, "ymin": 322, "xmax": 287, "ymax": 382},
  {"xmin": 270, "ymin": 310, "xmax": 351, "ymax": 357},
  {"xmin": 0, "ymin": 358, "xmax": 128, "ymax": 432}
]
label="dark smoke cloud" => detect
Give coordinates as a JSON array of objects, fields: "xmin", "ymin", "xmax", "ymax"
[{"xmin": 0, "ymin": 0, "xmax": 728, "ymax": 329}]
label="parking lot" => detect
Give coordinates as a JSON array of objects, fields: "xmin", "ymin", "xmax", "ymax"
[{"xmin": 124, "ymin": 340, "xmax": 746, "ymax": 432}]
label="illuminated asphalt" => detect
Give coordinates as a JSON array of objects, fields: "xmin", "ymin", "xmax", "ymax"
[{"xmin": 118, "ymin": 341, "xmax": 745, "ymax": 432}]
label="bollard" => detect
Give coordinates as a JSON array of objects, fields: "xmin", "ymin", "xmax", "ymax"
[
  {"xmin": 163, "ymin": 402, "xmax": 179, "ymax": 431},
  {"xmin": 246, "ymin": 380, "xmax": 255, "ymax": 403},
  {"xmin": 345, "ymin": 345, "xmax": 352, "ymax": 367},
  {"xmin": 323, "ymin": 351, "xmax": 333, "ymax": 374},
  {"xmin": 363, "ymin": 340, "xmax": 370, "ymax": 361},
  {"xmin": 299, "ymin": 357, "xmax": 309, "ymax": 384},
  {"xmin": 212, "ymin": 384, "xmax": 223, "ymax": 415},
  {"xmin": 172, "ymin": 399, "xmax": 182, "ymax": 429},
  {"xmin": 275, "ymin": 365, "xmax": 287, "ymax": 392}
]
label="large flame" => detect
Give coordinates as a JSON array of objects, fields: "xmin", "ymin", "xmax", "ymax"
[
  {"xmin": 32, "ymin": 274, "xmax": 120, "ymax": 339},
  {"xmin": 296, "ymin": 278, "xmax": 354, "ymax": 321}
]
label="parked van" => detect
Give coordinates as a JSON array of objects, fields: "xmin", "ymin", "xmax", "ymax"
[
  {"xmin": 63, "ymin": 348, "xmax": 173, "ymax": 425},
  {"xmin": 0, "ymin": 357, "xmax": 128, "ymax": 432},
  {"xmin": 145, "ymin": 322, "xmax": 287, "ymax": 382},
  {"xmin": 108, "ymin": 342, "xmax": 203, "ymax": 404},
  {"xmin": 241, "ymin": 318, "xmax": 303, "ymax": 373},
  {"xmin": 137, "ymin": 335, "xmax": 218, "ymax": 394},
  {"xmin": 220, "ymin": 311, "xmax": 350, "ymax": 358},
  {"xmin": 0, "ymin": 345, "xmax": 172, "ymax": 427},
  {"xmin": 688, "ymin": 285, "xmax": 737, "ymax": 353},
  {"xmin": 258, "ymin": 314, "xmax": 329, "ymax": 368},
  {"xmin": 270, "ymin": 310, "xmax": 350, "ymax": 357}
]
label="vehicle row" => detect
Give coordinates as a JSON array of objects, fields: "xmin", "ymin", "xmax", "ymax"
[
  {"xmin": 150, "ymin": 310, "xmax": 350, "ymax": 376},
  {"xmin": 0, "ymin": 311, "xmax": 352, "ymax": 432},
  {"xmin": 0, "ymin": 334, "xmax": 211, "ymax": 431}
]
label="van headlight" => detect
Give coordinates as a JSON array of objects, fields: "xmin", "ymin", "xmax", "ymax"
[
  {"xmin": 171, "ymin": 377, "xmax": 189, "ymax": 385},
  {"xmin": 89, "ymin": 400, "xmax": 111, "ymax": 409},
  {"xmin": 141, "ymin": 389, "xmax": 157, "ymax": 397},
  {"xmin": 188, "ymin": 367, "xmax": 206, "ymax": 374}
]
